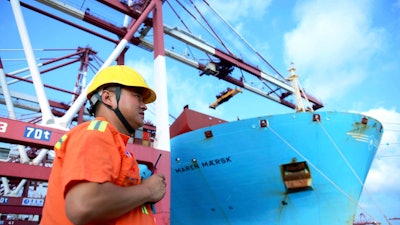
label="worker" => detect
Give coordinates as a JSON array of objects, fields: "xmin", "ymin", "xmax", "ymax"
[{"xmin": 41, "ymin": 65, "xmax": 166, "ymax": 225}]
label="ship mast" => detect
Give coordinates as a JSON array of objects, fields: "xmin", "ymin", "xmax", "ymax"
[{"xmin": 286, "ymin": 65, "xmax": 313, "ymax": 112}]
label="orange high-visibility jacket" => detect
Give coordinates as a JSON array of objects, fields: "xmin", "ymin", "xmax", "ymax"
[{"xmin": 41, "ymin": 118, "xmax": 155, "ymax": 225}]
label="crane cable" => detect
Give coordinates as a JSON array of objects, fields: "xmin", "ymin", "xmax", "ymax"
[
  {"xmin": 187, "ymin": 0, "xmax": 233, "ymax": 56},
  {"xmin": 201, "ymin": 0, "xmax": 285, "ymax": 80},
  {"xmin": 169, "ymin": 0, "xmax": 214, "ymax": 62},
  {"xmin": 173, "ymin": 0, "xmax": 236, "ymax": 57},
  {"xmin": 165, "ymin": 0, "xmax": 192, "ymax": 33}
]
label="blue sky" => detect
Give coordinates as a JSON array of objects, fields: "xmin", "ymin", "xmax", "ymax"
[{"xmin": 1, "ymin": 0, "xmax": 399, "ymax": 223}]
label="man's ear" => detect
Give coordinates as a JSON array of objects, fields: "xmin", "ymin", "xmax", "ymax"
[{"xmin": 101, "ymin": 90, "xmax": 115, "ymax": 108}]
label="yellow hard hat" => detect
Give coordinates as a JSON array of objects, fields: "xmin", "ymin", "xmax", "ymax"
[{"xmin": 87, "ymin": 65, "xmax": 156, "ymax": 104}]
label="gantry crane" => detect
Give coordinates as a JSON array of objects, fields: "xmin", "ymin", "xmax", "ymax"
[{"xmin": 353, "ymin": 213, "xmax": 382, "ymax": 225}]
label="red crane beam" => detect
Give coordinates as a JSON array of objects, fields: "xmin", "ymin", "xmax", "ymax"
[
  {"xmin": 0, "ymin": 162, "xmax": 51, "ymax": 181},
  {"xmin": 0, "ymin": 117, "xmax": 65, "ymax": 149},
  {"xmin": 0, "ymin": 196, "xmax": 44, "ymax": 215}
]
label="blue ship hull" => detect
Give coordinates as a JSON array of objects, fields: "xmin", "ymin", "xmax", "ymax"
[{"xmin": 170, "ymin": 111, "xmax": 383, "ymax": 225}]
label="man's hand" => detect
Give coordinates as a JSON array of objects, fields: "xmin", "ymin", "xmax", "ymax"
[{"xmin": 141, "ymin": 173, "xmax": 167, "ymax": 203}]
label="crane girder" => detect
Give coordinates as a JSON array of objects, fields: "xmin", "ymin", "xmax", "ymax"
[{"xmin": 21, "ymin": 0, "xmax": 323, "ymax": 110}]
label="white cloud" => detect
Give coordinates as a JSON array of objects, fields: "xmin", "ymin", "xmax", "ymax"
[
  {"xmin": 283, "ymin": 0, "xmax": 384, "ymax": 102},
  {"xmin": 365, "ymin": 157, "xmax": 400, "ymax": 193},
  {"xmin": 286, "ymin": 0, "xmax": 376, "ymax": 66}
]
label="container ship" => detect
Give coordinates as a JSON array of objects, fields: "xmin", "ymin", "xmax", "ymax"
[{"xmin": 169, "ymin": 107, "xmax": 383, "ymax": 224}]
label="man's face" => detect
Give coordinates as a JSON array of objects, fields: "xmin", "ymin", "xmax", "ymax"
[{"xmin": 118, "ymin": 87, "xmax": 147, "ymax": 130}]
